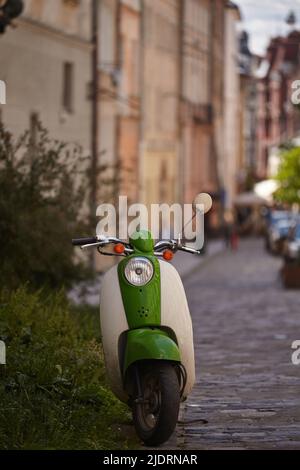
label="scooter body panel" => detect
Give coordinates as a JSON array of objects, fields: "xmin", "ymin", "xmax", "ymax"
[
  {"xmin": 159, "ymin": 260, "xmax": 195, "ymax": 397},
  {"xmin": 100, "ymin": 263, "xmax": 129, "ymax": 402},
  {"xmin": 118, "ymin": 255, "xmax": 161, "ymax": 329},
  {"xmin": 123, "ymin": 328, "xmax": 180, "ymax": 372}
]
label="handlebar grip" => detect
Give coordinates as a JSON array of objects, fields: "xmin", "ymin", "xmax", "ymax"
[{"xmin": 72, "ymin": 237, "xmax": 98, "ymax": 246}]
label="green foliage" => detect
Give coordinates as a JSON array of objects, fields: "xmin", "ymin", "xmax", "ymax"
[
  {"xmin": 274, "ymin": 146, "xmax": 300, "ymax": 204},
  {"xmin": 0, "ymin": 121, "xmax": 92, "ymax": 289},
  {"xmin": 0, "ymin": 287, "xmax": 137, "ymax": 450}
]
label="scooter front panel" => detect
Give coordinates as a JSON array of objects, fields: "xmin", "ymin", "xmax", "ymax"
[
  {"xmin": 100, "ymin": 264, "xmax": 129, "ymax": 402},
  {"xmin": 117, "ymin": 255, "xmax": 161, "ymax": 329},
  {"xmin": 123, "ymin": 328, "xmax": 180, "ymax": 372}
]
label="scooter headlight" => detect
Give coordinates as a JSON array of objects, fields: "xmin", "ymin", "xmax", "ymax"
[{"xmin": 124, "ymin": 257, "xmax": 154, "ymax": 286}]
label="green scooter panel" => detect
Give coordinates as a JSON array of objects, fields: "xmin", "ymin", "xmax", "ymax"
[
  {"xmin": 118, "ymin": 255, "xmax": 161, "ymax": 329},
  {"xmin": 123, "ymin": 328, "xmax": 181, "ymax": 373}
]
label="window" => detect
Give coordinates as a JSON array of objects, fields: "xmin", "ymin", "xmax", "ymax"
[{"xmin": 62, "ymin": 62, "xmax": 74, "ymax": 113}]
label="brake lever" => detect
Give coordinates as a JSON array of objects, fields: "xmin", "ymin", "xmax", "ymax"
[
  {"xmin": 178, "ymin": 245, "xmax": 201, "ymax": 255},
  {"xmin": 97, "ymin": 246, "xmax": 134, "ymax": 257},
  {"xmin": 154, "ymin": 239, "xmax": 178, "ymax": 252},
  {"xmin": 81, "ymin": 241, "xmax": 107, "ymax": 250}
]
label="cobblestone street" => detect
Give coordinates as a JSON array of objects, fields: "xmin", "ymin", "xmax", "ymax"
[{"xmin": 166, "ymin": 238, "xmax": 300, "ymax": 450}]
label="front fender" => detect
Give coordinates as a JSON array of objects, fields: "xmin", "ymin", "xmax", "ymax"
[{"xmin": 123, "ymin": 328, "xmax": 180, "ymax": 373}]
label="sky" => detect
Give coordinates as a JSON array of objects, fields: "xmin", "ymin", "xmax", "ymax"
[{"xmin": 235, "ymin": 0, "xmax": 300, "ymax": 56}]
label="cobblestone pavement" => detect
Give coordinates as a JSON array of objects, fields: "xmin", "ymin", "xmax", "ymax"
[{"xmin": 163, "ymin": 238, "xmax": 300, "ymax": 450}]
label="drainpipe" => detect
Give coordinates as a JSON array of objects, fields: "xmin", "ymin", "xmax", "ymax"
[
  {"xmin": 115, "ymin": 0, "xmax": 121, "ymax": 203},
  {"xmin": 209, "ymin": 0, "xmax": 223, "ymax": 196},
  {"xmin": 178, "ymin": 0, "xmax": 184, "ymax": 205},
  {"xmin": 91, "ymin": 0, "xmax": 100, "ymax": 268},
  {"xmin": 138, "ymin": 0, "xmax": 145, "ymax": 204}
]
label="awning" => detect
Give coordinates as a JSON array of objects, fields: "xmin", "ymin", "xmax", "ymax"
[
  {"xmin": 254, "ymin": 180, "xmax": 279, "ymax": 202},
  {"xmin": 234, "ymin": 192, "xmax": 268, "ymax": 207}
]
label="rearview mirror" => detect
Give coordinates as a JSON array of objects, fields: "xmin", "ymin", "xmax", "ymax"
[{"xmin": 193, "ymin": 193, "xmax": 212, "ymax": 214}]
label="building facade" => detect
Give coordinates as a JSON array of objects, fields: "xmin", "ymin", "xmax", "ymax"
[
  {"xmin": 0, "ymin": 0, "xmax": 249, "ymax": 265},
  {"xmin": 256, "ymin": 31, "xmax": 300, "ymax": 179},
  {"xmin": 116, "ymin": 0, "xmax": 141, "ymax": 204},
  {"xmin": 180, "ymin": 0, "xmax": 213, "ymax": 204},
  {"xmin": 237, "ymin": 31, "xmax": 260, "ymax": 193},
  {"xmin": 223, "ymin": 1, "xmax": 241, "ymax": 209},
  {"xmin": 139, "ymin": 0, "xmax": 180, "ymax": 208},
  {"xmin": 0, "ymin": 0, "xmax": 92, "ymax": 153},
  {"xmin": 97, "ymin": 0, "xmax": 118, "ymax": 203}
]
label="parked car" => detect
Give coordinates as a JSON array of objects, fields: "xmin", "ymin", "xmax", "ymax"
[
  {"xmin": 281, "ymin": 222, "xmax": 300, "ymax": 289},
  {"xmin": 283, "ymin": 222, "xmax": 300, "ymax": 263},
  {"xmin": 269, "ymin": 218, "xmax": 296, "ymax": 255},
  {"xmin": 265, "ymin": 211, "xmax": 294, "ymax": 255}
]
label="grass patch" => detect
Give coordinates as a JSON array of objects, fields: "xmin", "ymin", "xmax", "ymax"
[{"xmin": 0, "ymin": 287, "xmax": 138, "ymax": 450}]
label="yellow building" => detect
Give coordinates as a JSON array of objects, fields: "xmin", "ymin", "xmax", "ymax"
[
  {"xmin": 223, "ymin": 1, "xmax": 241, "ymax": 209},
  {"xmin": 139, "ymin": 0, "xmax": 180, "ymax": 208},
  {"xmin": 180, "ymin": 0, "xmax": 213, "ymax": 204},
  {"xmin": 117, "ymin": 0, "xmax": 141, "ymax": 204}
]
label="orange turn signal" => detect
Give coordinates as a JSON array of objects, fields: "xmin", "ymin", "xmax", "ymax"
[
  {"xmin": 114, "ymin": 243, "xmax": 125, "ymax": 254},
  {"xmin": 163, "ymin": 250, "xmax": 174, "ymax": 261}
]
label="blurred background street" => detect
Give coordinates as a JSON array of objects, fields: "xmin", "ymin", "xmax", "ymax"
[
  {"xmin": 2, "ymin": 1, "xmax": 300, "ymax": 270},
  {"xmin": 1, "ymin": 0, "xmax": 300, "ymax": 451},
  {"xmin": 1, "ymin": 0, "xmax": 300, "ymax": 231}
]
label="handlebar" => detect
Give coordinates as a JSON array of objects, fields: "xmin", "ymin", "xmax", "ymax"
[
  {"xmin": 153, "ymin": 239, "xmax": 201, "ymax": 256},
  {"xmin": 71, "ymin": 235, "xmax": 134, "ymax": 256},
  {"xmin": 72, "ymin": 237, "xmax": 98, "ymax": 246},
  {"xmin": 72, "ymin": 236, "xmax": 201, "ymax": 256}
]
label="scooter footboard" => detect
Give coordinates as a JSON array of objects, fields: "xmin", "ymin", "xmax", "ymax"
[{"xmin": 123, "ymin": 328, "xmax": 180, "ymax": 373}]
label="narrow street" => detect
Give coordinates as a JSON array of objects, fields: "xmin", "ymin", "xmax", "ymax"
[{"xmin": 168, "ymin": 239, "xmax": 300, "ymax": 450}]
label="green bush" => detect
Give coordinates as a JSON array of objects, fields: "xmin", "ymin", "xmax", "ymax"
[
  {"xmin": 0, "ymin": 121, "xmax": 92, "ymax": 290},
  {"xmin": 0, "ymin": 287, "xmax": 137, "ymax": 450},
  {"xmin": 275, "ymin": 146, "xmax": 300, "ymax": 205}
]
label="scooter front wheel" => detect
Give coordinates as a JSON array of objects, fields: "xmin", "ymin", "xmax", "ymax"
[{"xmin": 132, "ymin": 361, "xmax": 180, "ymax": 446}]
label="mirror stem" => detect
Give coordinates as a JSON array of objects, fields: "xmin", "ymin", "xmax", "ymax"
[{"xmin": 178, "ymin": 212, "xmax": 197, "ymax": 244}]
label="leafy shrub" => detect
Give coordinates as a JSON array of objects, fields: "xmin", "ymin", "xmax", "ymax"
[
  {"xmin": 275, "ymin": 146, "xmax": 300, "ymax": 204},
  {"xmin": 0, "ymin": 121, "xmax": 92, "ymax": 289},
  {"xmin": 0, "ymin": 287, "xmax": 136, "ymax": 449}
]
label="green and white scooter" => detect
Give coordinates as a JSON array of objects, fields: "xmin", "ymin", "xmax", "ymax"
[{"xmin": 72, "ymin": 194, "xmax": 212, "ymax": 446}]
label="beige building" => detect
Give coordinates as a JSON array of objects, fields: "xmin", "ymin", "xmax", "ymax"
[
  {"xmin": 0, "ymin": 0, "xmax": 245, "ymax": 249},
  {"xmin": 96, "ymin": 0, "xmax": 141, "ymax": 206},
  {"xmin": 180, "ymin": 0, "xmax": 212, "ymax": 204},
  {"xmin": 0, "ymin": 0, "xmax": 92, "ymax": 154},
  {"xmin": 223, "ymin": 1, "xmax": 241, "ymax": 209},
  {"xmin": 96, "ymin": 0, "xmax": 118, "ymax": 205},
  {"xmin": 117, "ymin": 0, "xmax": 141, "ymax": 204},
  {"xmin": 140, "ymin": 0, "xmax": 180, "ymax": 208},
  {"xmin": 210, "ymin": 0, "xmax": 226, "ymax": 201},
  {"xmin": 180, "ymin": 0, "xmax": 228, "ymax": 232}
]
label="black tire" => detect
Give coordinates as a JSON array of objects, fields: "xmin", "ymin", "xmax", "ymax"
[{"xmin": 132, "ymin": 361, "xmax": 180, "ymax": 446}]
